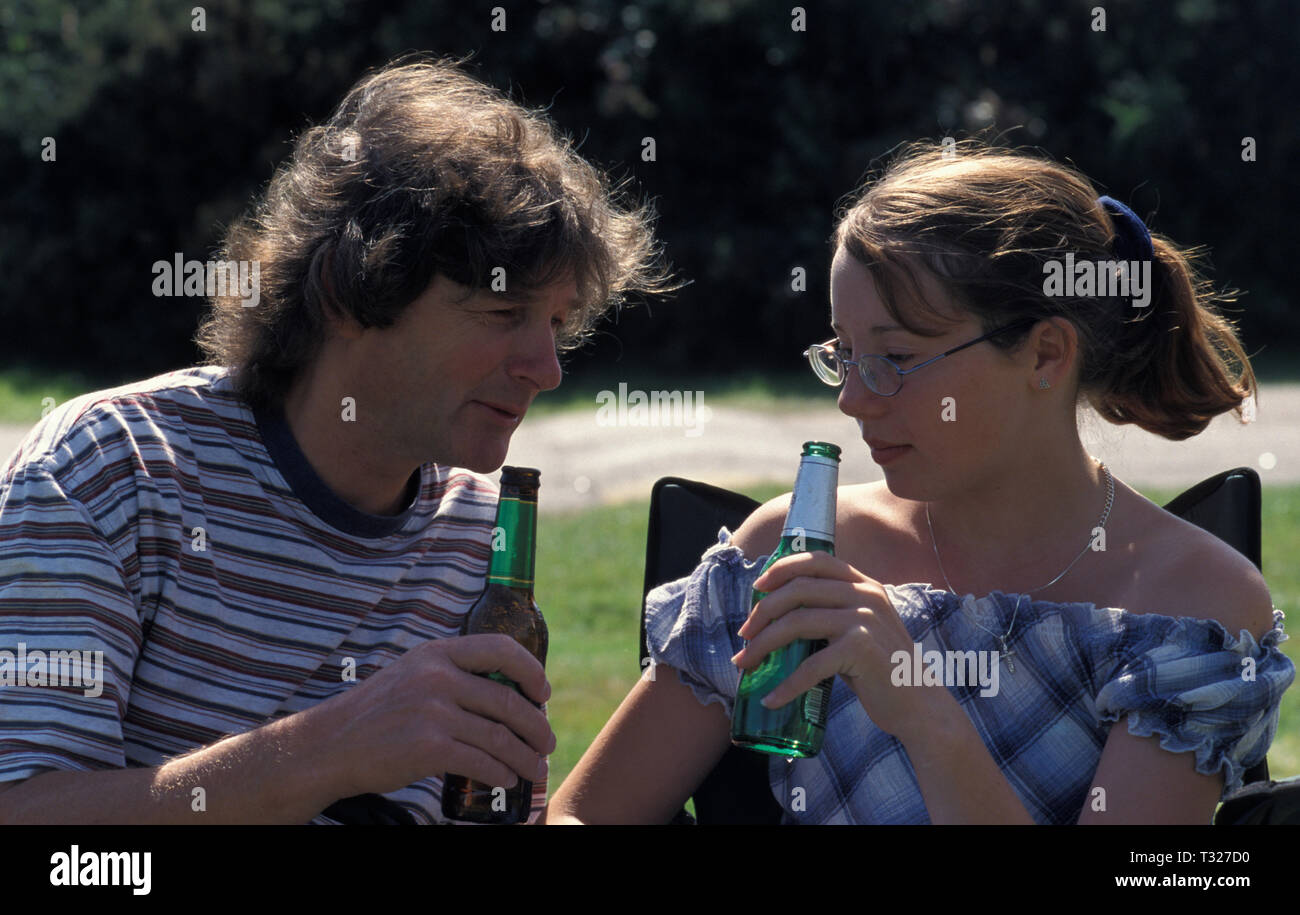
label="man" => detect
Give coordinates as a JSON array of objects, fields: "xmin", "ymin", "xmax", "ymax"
[{"xmin": 0, "ymin": 57, "xmax": 671, "ymax": 823}]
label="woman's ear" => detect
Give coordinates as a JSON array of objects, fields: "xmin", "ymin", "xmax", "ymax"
[{"xmin": 1028, "ymin": 316, "xmax": 1079, "ymax": 388}]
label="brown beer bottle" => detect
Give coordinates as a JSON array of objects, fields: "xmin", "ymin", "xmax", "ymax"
[{"xmin": 441, "ymin": 466, "xmax": 548, "ymax": 824}]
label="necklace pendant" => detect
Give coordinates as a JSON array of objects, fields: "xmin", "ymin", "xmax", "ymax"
[{"xmin": 999, "ymin": 639, "xmax": 1016, "ymax": 674}]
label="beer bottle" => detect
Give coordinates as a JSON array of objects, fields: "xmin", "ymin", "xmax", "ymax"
[
  {"xmin": 441, "ymin": 466, "xmax": 548, "ymax": 824},
  {"xmin": 731, "ymin": 441, "xmax": 840, "ymax": 757}
]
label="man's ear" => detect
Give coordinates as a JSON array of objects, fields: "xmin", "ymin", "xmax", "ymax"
[{"xmin": 311, "ymin": 244, "xmax": 365, "ymax": 341}]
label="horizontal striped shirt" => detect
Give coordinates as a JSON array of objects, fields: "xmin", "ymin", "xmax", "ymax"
[
  {"xmin": 645, "ymin": 529, "xmax": 1295, "ymax": 824},
  {"xmin": 0, "ymin": 366, "xmax": 544, "ymax": 823}
]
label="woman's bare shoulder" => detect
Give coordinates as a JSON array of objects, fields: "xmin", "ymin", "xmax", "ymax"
[
  {"xmin": 835, "ymin": 481, "xmax": 908, "ymax": 535},
  {"xmin": 730, "ymin": 481, "xmax": 901, "ymax": 564},
  {"xmin": 1117, "ymin": 498, "xmax": 1275, "ymax": 640},
  {"xmin": 729, "ymin": 492, "xmax": 791, "ymax": 560}
]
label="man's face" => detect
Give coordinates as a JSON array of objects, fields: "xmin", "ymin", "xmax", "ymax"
[{"xmin": 344, "ymin": 274, "xmax": 574, "ymax": 474}]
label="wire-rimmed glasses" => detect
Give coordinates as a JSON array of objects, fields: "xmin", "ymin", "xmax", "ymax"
[{"xmin": 803, "ymin": 319, "xmax": 1037, "ymax": 396}]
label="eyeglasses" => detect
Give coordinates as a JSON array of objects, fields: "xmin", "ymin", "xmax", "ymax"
[{"xmin": 803, "ymin": 319, "xmax": 1036, "ymax": 396}]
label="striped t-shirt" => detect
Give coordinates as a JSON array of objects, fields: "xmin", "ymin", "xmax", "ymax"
[{"xmin": 0, "ymin": 365, "xmax": 545, "ymax": 823}]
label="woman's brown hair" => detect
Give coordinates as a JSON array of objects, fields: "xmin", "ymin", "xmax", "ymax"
[
  {"xmin": 197, "ymin": 55, "xmax": 675, "ymax": 409},
  {"xmin": 833, "ymin": 138, "xmax": 1256, "ymax": 440}
]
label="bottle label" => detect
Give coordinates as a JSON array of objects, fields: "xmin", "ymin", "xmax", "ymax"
[
  {"xmin": 802, "ymin": 679, "xmax": 830, "ymax": 725},
  {"xmin": 486, "ymin": 495, "xmax": 537, "ymax": 588},
  {"xmin": 783, "ymin": 455, "xmax": 838, "ymax": 542}
]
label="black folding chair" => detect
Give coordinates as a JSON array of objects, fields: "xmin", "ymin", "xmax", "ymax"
[
  {"xmin": 640, "ymin": 468, "xmax": 1271, "ymax": 824},
  {"xmin": 640, "ymin": 478, "xmax": 781, "ymax": 824}
]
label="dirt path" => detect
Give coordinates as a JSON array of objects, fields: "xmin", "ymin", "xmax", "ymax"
[
  {"xmin": 505, "ymin": 384, "xmax": 1300, "ymax": 512},
  {"xmin": 3, "ymin": 384, "xmax": 1295, "ymax": 514}
]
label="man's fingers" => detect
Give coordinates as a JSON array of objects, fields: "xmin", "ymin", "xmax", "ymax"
[
  {"xmin": 454, "ymin": 672, "xmax": 556, "ymax": 758},
  {"xmin": 445, "ymin": 704, "xmax": 549, "ymax": 783},
  {"xmin": 443, "ymin": 633, "xmax": 550, "ymax": 705},
  {"xmin": 440, "ymin": 737, "xmax": 525, "ymax": 790}
]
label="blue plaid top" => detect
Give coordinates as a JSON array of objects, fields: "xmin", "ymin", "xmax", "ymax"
[{"xmin": 644, "ymin": 529, "xmax": 1296, "ymax": 824}]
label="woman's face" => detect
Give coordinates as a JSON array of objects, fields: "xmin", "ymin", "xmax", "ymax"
[{"xmin": 828, "ymin": 246, "xmax": 1038, "ymax": 502}]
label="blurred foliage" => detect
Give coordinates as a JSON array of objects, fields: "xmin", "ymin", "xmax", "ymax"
[{"xmin": 1, "ymin": 0, "xmax": 1296, "ymax": 387}]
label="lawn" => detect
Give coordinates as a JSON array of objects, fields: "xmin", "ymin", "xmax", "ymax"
[
  {"xmin": 537, "ymin": 481, "xmax": 1300, "ymax": 809},
  {"xmin": 0, "ymin": 367, "xmax": 108, "ymax": 425}
]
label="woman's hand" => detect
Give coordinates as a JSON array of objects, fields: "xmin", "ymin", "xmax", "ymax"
[{"xmin": 731, "ymin": 551, "xmax": 955, "ymax": 742}]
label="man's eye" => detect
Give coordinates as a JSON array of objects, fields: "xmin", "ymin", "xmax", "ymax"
[{"xmin": 885, "ymin": 353, "xmax": 913, "ymax": 363}]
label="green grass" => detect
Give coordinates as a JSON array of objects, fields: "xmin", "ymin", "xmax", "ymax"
[
  {"xmin": 538, "ymin": 482, "xmax": 1300, "ymax": 807},
  {"xmin": 0, "ymin": 366, "xmax": 109, "ymax": 425},
  {"xmin": 535, "ymin": 481, "xmax": 787, "ymax": 798}
]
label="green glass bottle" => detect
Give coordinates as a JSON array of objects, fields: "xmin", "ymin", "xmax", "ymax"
[
  {"xmin": 731, "ymin": 441, "xmax": 841, "ymax": 757},
  {"xmin": 441, "ymin": 466, "xmax": 548, "ymax": 824}
]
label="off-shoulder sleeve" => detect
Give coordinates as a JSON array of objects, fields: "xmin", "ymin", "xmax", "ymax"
[
  {"xmin": 642, "ymin": 528, "xmax": 767, "ymax": 717},
  {"xmin": 1094, "ymin": 608, "xmax": 1295, "ymax": 796}
]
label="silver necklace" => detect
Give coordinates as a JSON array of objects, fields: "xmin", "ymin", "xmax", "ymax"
[{"xmin": 924, "ymin": 461, "xmax": 1114, "ymax": 674}]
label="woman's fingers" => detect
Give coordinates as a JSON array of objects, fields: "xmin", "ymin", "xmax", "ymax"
[
  {"xmin": 752, "ymin": 550, "xmax": 861, "ymax": 593},
  {"xmin": 739, "ymin": 577, "xmax": 877, "ymax": 640},
  {"xmin": 733, "ymin": 606, "xmax": 849, "ymax": 668},
  {"xmin": 755, "ymin": 643, "xmax": 848, "ymax": 710}
]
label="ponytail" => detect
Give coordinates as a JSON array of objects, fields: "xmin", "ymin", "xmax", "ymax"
[{"xmin": 1087, "ymin": 234, "xmax": 1256, "ymax": 441}]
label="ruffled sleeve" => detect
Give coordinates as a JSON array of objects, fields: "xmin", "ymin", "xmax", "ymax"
[
  {"xmin": 1094, "ymin": 608, "xmax": 1295, "ymax": 796},
  {"xmin": 643, "ymin": 528, "xmax": 767, "ymax": 717}
]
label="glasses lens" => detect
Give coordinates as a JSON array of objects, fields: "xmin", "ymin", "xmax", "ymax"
[
  {"xmin": 861, "ymin": 355, "xmax": 901, "ymax": 395},
  {"xmin": 808, "ymin": 345, "xmax": 843, "ymax": 386}
]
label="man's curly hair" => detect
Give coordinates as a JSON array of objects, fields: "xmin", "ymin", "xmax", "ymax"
[{"xmin": 197, "ymin": 55, "xmax": 675, "ymax": 409}]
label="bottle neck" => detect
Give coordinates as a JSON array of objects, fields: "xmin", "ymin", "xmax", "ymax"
[
  {"xmin": 487, "ymin": 489, "xmax": 537, "ymax": 589},
  {"xmin": 783, "ymin": 454, "xmax": 838, "ymax": 543}
]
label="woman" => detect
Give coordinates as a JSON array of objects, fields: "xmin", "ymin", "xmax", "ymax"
[{"xmin": 546, "ymin": 140, "xmax": 1294, "ymax": 824}]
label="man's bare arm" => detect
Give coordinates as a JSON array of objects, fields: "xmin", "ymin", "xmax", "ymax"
[
  {"xmin": 0, "ymin": 634, "xmax": 554, "ymax": 824},
  {"xmin": 0, "ymin": 698, "xmax": 346, "ymax": 824}
]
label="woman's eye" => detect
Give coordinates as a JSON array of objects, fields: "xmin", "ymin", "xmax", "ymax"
[{"xmin": 885, "ymin": 353, "xmax": 912, "ymax": 363}]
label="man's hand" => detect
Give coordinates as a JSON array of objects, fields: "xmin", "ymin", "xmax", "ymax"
[
  {"xmin": 321, "ymin": 634, "xmax": 555, "ymax": 798},
  {"xmin": 0, "ymin": 634, "xmax": 554, "ymax": 825}
]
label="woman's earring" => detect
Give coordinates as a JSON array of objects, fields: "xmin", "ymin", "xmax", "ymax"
[{"xmin": 1039, "ymin": 377, "xmax": 1051, "ymax": 389}]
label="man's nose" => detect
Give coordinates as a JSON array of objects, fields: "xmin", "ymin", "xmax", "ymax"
[{"xmin": 511, "ymin": 326, "xmax": 563, "ymax": 393}]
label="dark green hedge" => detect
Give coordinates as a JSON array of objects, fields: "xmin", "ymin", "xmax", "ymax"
[{"xmin": 3, "ymin": 0, "xmax": 1294, "ymax": 386}]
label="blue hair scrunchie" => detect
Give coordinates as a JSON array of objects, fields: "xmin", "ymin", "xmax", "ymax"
[{"xmin": 1097, "ymin": 195, "xmax": 1154, "ymax": 262}]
